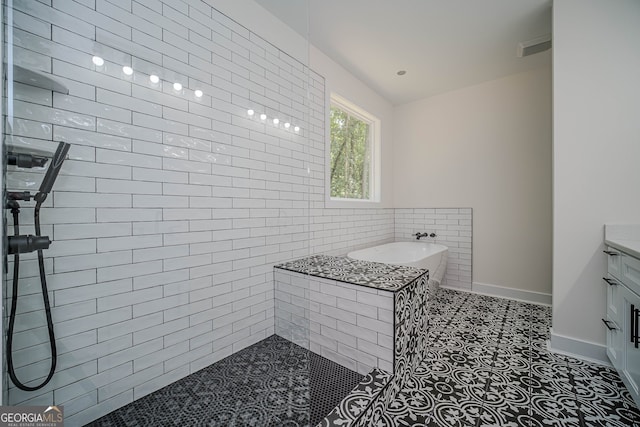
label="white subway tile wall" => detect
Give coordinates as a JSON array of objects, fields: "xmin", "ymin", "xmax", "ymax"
[
  {"xmin": 6, "ymin": 1, "xmax": 307, "ymax": 425},
  {"xmin": 274, "ymin": 270, "xmax": 394, "ymax": 375},
  {"xmin": 309, "ymin": 208, "xmax": 395, "ymax": 256},
  {"xmin": 394, "ymin": 208, "xmax": 473, "ymax": 289}
]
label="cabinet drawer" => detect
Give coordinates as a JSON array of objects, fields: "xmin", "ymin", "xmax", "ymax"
[
  {"xmin": 622, "ymin": 254, "xmax": 640, "ymax": 296},
  {"xmin": 605, "ymin": 246, "xmax": 622, "ymax": 279}
]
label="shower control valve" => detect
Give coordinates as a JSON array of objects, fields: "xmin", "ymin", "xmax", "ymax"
[
  {"xmin": 6, "ymin": 191, "xmax": 33, "ymax": 202},
  {"xmin": 7, "ymin": 152, "xmax": 48, "ymax": 168},
  {"xmin": 7, "ymin": 235, "xmax": 51, "ymax": 254}
]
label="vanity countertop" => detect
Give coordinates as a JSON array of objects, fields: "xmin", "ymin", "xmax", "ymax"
[
  {"xmin": 275, "ymin": 254, "xmax": 427, "ymax": 292},
  {"xmin": 605, "ymin": 224, "xmax": 640, "ymax": 259},
  {"xmin": 605, "ymin": 238, "xmax": 640, "ymax": 259}
]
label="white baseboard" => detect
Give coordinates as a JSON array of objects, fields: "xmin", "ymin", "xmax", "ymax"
[
  {"xmin": 548, "ymin": 328, "xmax": 610, "ymax": 365},
  {"xmin": 467, "ymin": 281, "xmax": 552, "ymax": 306}
]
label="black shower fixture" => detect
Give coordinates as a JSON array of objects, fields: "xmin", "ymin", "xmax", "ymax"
[
  {"xmin": 5, "ymin": 141, "xmax": 71, "ymax": 391},
  {"xmin": 7, "ymin": 234, "xmax": 51, "ymax": 254},
  {"xmin": 7, "ymin": 191, "xmax": 34, "ymax": 202},
  {"xmin": 7, "ymin": 151, "xmax": 48, "ymax": 168},
  {"xmin": 36, "ymin": 142, "xmax": 70, "ymax": 198}
]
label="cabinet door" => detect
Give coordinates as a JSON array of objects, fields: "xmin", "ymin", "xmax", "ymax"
[
  {"xmin": 606, "ymin": 314, "xmax": 625, "ymax": 371},
  {"xmin": 622, "ymin": 286, "xmax": 640, "ymax": 405}
]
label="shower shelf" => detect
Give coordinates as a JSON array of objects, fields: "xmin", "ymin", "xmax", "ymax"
[{"xmin": 5, "ymin": 63, "xmax": 69, "ymax": 94}]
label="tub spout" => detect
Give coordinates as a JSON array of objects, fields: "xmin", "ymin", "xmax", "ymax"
[{"xmin": 414, "ymin": 232, "xmax": 429, "ymax": 240}]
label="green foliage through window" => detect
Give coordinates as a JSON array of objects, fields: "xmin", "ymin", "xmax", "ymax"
[{"xmin": 330, "ymin": 106, "xmax": 371, "ymax": 199}]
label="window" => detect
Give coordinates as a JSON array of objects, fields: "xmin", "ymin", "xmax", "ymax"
[{"xmin": 329, "ymin": 94, "xmax": 380, "ymax": 202}]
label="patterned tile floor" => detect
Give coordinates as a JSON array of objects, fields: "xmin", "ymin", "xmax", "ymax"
[
  {"xmin": 379, "ymin": 289, "xmax": 640, "ymax": 427},
  {"xmin": 86, "ymin": 335, "xmax": 362, "ymax": 427},
  {"xmin": 86, "ymin": 289, "xmax": 640, "ymax": 427}
]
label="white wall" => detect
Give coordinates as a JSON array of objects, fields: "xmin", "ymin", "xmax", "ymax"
[
  {"xmin": 393, "ymin": 67, "xmax": 552, "ymax": 295},
  {"xmin": 552, "ymin": 0, "xmax": 640, "ymax": 352},
  {"xmin": 310, "ymin": 46, "xmax": 394, "ymax": 210}
]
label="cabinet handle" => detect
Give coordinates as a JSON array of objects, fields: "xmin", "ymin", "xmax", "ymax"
[
  {"xmin": 603, "ymin": 277, "xmax": 618, "ymax": 286},
  {"xmin": 603, "ymin": 250, "xmax": 620, "ymax": 256},
  {"xmin": 631, "ymin": 305, "xmax": 640, "ymax": 348},
  {"xmin": 632, "ymin": 304, "xmax": 637, "ymax": 344},
  {"xmin": 602, "ymin": 318, "xmax": 617, "ymax": 331}
]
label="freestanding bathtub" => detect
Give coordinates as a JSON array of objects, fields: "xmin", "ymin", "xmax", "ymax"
[{"xmin": 347, "ymin": 241, "xmax": 449, "ymax": 286}]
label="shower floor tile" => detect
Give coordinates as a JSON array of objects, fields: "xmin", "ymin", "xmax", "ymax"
[{"xmin": 85, "ymin": 335, "xmax": 362, "ymax": 427}]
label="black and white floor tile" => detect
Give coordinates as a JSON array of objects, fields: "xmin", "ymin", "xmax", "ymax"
[
  {"xmin": 275, "ymin": 255, "xmax": 426, "ymax": 292},
  {"xmin": 380, "ymin": 289, "xmax": 640, "ymax": 427},
  {"xmin": 319, "ymin": 368, "xmax": 393, "ymax": 427},
  {"xmin": 86, "ymin": 335, "xmax": 362, "ymax": 427},
  {"xmin": 86, "ymin": 289, "xmax": 640, "ymax": 427}
]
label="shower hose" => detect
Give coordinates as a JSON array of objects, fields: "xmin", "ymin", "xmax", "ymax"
[{"xmin": 6, "ymin": 196, "xmax": 57, "ymax": 391}]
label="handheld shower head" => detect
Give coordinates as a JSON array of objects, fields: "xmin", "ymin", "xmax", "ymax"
[
  {"xmin": 4, "ymin": 141, "xmax": 70, "ymax": 392},
  {"xmin": 34, "ymin": 142, "xmax": 70, "ymax": 203}
]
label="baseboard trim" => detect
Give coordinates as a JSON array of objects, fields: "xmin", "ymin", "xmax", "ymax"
[
  {"xmin": 469, "ymin": 282, "xmax": 552, "ymax": 306},
  {"xmin": 548, "ymin": 328, "xmax": 610, "ymax": 366}
]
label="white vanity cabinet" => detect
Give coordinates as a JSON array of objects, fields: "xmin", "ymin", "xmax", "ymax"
[
  {"xmin": 604, "ymin": 243, "xmax": 640, "ymax": 408},
  {"xmin": 621, "ymin": 285, "xmax": 640, "ymax": 399},
  {"xmin": 603, "ymin": 247, "xmax": 624, "ymax": 371}
]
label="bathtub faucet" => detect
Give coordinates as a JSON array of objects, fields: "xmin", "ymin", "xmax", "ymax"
[{"xmin": 414, "ymin": 232, "xmax": 437, "ymax": 240}]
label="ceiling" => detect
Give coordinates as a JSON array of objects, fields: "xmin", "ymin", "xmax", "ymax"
[{"xmin": 254, "ymin": 0, "xmax": 552, "ymax": 105}]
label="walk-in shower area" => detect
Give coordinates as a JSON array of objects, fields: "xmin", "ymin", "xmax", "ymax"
[{"xmin": 3, "ymin": 0, "xmax": 321, "ymax": 424}]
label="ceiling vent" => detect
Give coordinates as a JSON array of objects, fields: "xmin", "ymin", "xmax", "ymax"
[{"xmin": 517, "ymin": 34, "xmax": 552, "ymax": 57}]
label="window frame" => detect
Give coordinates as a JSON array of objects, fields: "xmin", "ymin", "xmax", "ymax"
[{"xmin": 327, "ymin": 93, "xmax": 381, "ymax": 204}]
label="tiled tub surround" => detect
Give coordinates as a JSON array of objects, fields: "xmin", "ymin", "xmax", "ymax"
[
  {"xmin": 395, "ymin": 208, "xmax": 472, "ymax": 289},
  {"xmin": 274, "ymin": 255, "xmax": 431, "ymax": 424},
  {"xmin": 310, "ymin": 208, "xmax": 395, "ymax": 257}
]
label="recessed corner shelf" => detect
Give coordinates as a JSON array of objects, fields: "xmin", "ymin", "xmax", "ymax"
[{"xmin": 6, "ymin": 63, "xmax": 69, "ymax": 94}]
